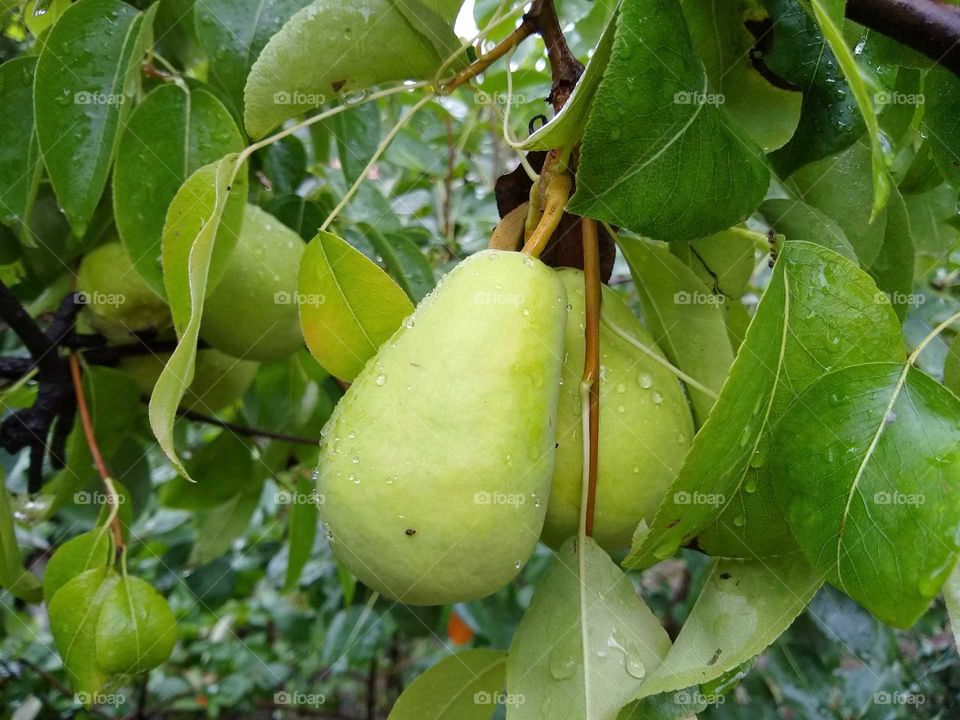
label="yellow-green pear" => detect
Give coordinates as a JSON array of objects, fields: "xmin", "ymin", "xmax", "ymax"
[
  {"xmin": 120, "ymin": 349, "xmax": 258, "ymax": 413},
  {"xmin": 317, "ymin": 250, "xmax": 566, "ymax": 605},
  {"xmin": 542, "ymin": 269, "xmax": 695, "ymax": 552},
  {"xmin": 201, "ymin": 204, "xmax": 305, "ymax": 362},
  {"xmin": 76, "ymin": 241, "xmax": 171, "ymax": 339}
]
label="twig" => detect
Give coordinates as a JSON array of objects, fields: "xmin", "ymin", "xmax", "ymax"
[
  {"xmin": 68, "ymin": 353, "xmax": 124, "ymax": 551},
  {"xmin": 439, "ymin": 21, "xmax": 537, "ymax": 93},
  {"xmin": 528, "ymin": 0, "xmax": 585, "ymax": 112},
  {"xmin": 174, "ymin": 406, "xmax": 320, "ymax": 446},
  {"xmin": 580, "ymin": 218, "xmax": 601, "ymax": 537},
  {"xmin": 520, "ymin": 171, "xmax": 572, "ymax": 257},
  {"xmin": 846, "ymin": 0, "xmax": 960, "ymax": 76}
]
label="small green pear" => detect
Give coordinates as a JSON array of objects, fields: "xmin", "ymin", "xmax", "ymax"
[
  {"xmin": 120, "ymin": 349, "xmax": 258, "ymax": 413},
  {"xmin": 542, "ymin": 269, "xmax": 695, "ymax": 552},
  {"xmin": 201, "ymin": 204, "xmax": 305, "ymax": 362},
  {"xmin": 317, "ymin": 250, "xmax": 566, "ymax": 605},
  {"xmin": 77, "ymin": 241, "xmax": 171, "ymax": 339}
]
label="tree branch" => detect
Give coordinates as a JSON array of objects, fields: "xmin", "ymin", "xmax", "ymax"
[
  {"xmin": 847, "ymin": 0, "xmax": 960, "ymax": 76},
  {"xmin": 174, "ymin": 406, "xmax": 320, "ymax": 446}
]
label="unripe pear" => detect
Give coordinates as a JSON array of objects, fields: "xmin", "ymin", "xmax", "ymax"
[
  {"xmin": 76, "ymin": 241, "xmax": 171, "ymax": 339},
  {"xmin": 201, "ymin": 204, "xmax": 305, "ymax": 362},
  {"xmin": 542, "ymin": 269, "xmax": 695, "ymax": 552},
  {"xmin": 317, "ymin": 250, "xmax": 566, "ymax": 605},
  {"xmin": 120, "ymin": 349, "xmax": 258, "ymax": 413}
]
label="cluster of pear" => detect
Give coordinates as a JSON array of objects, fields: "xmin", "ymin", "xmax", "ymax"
[
  {"xmin": 317, "ymin": 250, "xmax": 694, "ymax": 606},
  {"xmin": 75, "ymin": 205, "xmax": 306, "ymax": 409}
]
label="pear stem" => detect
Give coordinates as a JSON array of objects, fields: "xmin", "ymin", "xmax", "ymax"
[
  {"xmin": 69, "ymin": 353, "xmax": 124, "ymax": 552},
  {"xmin": 520, "ymin": 171, "xmax": 571, "ymax": 258},
  {"xmin": 581, "ymin": 218, "xmax": 601, "ymax": 538}
]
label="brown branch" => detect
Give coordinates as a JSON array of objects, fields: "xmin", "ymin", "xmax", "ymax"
[
  {"xmin": 581, "ymin": 219, "xmax": 601, "ymax": 537},
  {"xmin": 527, "ymin": 0, "xmax": 585, "ymax": 112},
  {"xmin": 174, "ymin": 406, "xmax": 320, "ymax": 446},
  {"xmin": 847, "ymin": 0, "xmax": 960, "ymax": 77},
  {"xmin": 68, "ymin": 353, "xmax": 124, "ymax": 551},
  {"xmin": 440, "ymin": 21, "xmax": 536, "ymax": 92}
]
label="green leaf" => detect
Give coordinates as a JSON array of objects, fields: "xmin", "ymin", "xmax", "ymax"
[
  {"xmin": 805, "ymin": 0, "xmax": 891, "ymax": 216},
  {"xmin": 868, "ymin": 187, "xmax": 914, "ymax": 321},
  {"xmin": 0, "ymin": 480, "xmax": 42, "ymax": 602},
  {"xmin": 0, "ymin": 57, "xmax": 41, "ymax": 227},
  {"xmin": 669, "ymin": 228, "xmax": 756, "ymax": 300},
  {"xmin": 945, "ymin": 565, "xmax": 960, "ymax": 653},
  {"xmin": 364, "ymin": 226, "xmax": 436, "ymax": 303},
  {"xmin": 24, "ymin": 0, "xmax": 72, "ymax": 36},
  {"xmin": 298, "ymin": 230, "xmax": 413, "ymax": 381},
  {"xmin": 95, "ymin": 575, "xmax": 176, "ymax": 674},
  {"xmin": 159, "ymin": 432, "xmax": 259, "ymax": 510},
  {"xmin": 760, "ymin": 198, "xmax": 857, "ymax": 261},
  {"xmin": 680, "ymin": 0, "xmax": 801, "ymax": 152},
  {"xmin": 243, "ymin": 0, "xmax": 455, "ymax": 137},
  {"xmin": 43, "ymin": 529, "xmax": 112, "ymax": 601},
  {"xmin": 190, "ymin": 489, "xmax": 261, "ymax": 565},
  {"xmin": 569, "ymin": 0, "xmax": 769, "ymax": 241},
  {"xmin": 34, "ymin": 0, "xmax": 156, "ymax": 236},
  {"xmin": 114, "ymin": 83, "xmax": 245, "ymax": 297},
  {"xmin": 626, "ymin": 242, "xmax": 904, "ymax": 567},
  {"xmin": 618, "ymin": 235, "xmax": 734, "ymax": 426},
  {"xmin": 335, "ymin": 101, "xmax": 381, "ymax": 185},
  {"xmin": 773, "ymin": 362, "xmax": 960, "ymax": 627},
  {"xmin": 48, "ymin": 567, "xmax": 118, "ymax": 697},
  {"xmin": 790, "ymin": 141, "xmax": 888, "ymax": 266},
  {"xmin": 626, "ymin": 554, "xmax": 822, "ymax": 701},
  {"xmin": 506, "ymin": 537, "xmax": 671, "ymax": 720},
  {"xmin": 284, "ymin": 474, "xmax": 319, "ymax": 592},
  {"xmin": 388, "ymin": 649, "xmax": 505, "ymax": 719},
  {"xmin": 903, "ymin": 184, "xmax": 960, "ymax": 278},
  {"xmin": 924, "ymin": 68, "xmax": 960, "ymax": 191},
  {"xmin": 945, "ymin": 335, "xmax": 960, "ymax": 395},
  {"xmin": 150, "ymin": 155, "xmax": 246, "ymax": 478},
  {"xmin": 520, "ymin": 5, "xmax": 618, "ymax": 152},
  {"xmin": 194, "ymin": 0, "xmax": 314, "ymax": 116},
  {"xmin": 764, "ymin": 0, "xmax": 865, "ymax": 176}
]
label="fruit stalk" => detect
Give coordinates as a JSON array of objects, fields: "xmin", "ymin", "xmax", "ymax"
[
  {"xmin": 69, "ymin": 353, "xmax": 124, "ymax": 552},
  {"xmin": 521, "ymin": 171, "xmax": 572, "ymax": 258},
  {"xmin": 581, "ymin": 218, "xmax": 601, "ymax": 537}
]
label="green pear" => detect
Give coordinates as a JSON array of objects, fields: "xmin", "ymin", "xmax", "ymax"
[
  {"xmin": 77, "ymin": 241, "xmax": 171, "ymax": 339},
  {"xmin": 120, "ymin": 349, "xmax": 258, "ymax": 413},
  {"xmin": 542, "ymin": 269, "xmax": 695, "ymax": 552},
  {"xmin": 201, "ymin": 204, "xmax": 305, "ymax": 362},
  {"xmin": 317, "ymin": 250, "xmax": 566, "ymax": 605}
]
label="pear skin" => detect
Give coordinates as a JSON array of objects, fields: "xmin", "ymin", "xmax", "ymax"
[
  {"xmin": 317, "ymin": 250, "xmax": 566, "ymax": 605},
  {"xmin": 543, "ymin": 269, "xmax": 695, "ymax": 552}
]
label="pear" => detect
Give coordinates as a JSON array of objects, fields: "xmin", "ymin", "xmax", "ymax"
[
  {"xmin": 542, "ymin": 269, "xmax": 695, "ymax": 552},
  {"xmin": 317, "ymin": 250, "xmax": 566, "ymax": 605},
  {"xmin": 77, "ymin": 241, "xmax": 171, "ymax": 339},
  {"xmin": 201, "ymin": 204, "xmax": 305, "ymax": 362}
]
